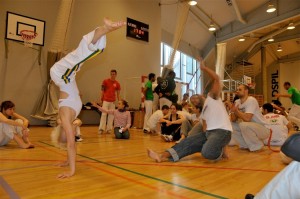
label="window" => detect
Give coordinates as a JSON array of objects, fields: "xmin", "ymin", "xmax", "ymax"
[{"xmin": 160, "ymin": 43, "xmax": 202, "ymax": 96}]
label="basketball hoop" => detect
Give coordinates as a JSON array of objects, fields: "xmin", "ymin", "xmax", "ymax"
[
  {"xmin": 247, "ymin": 82, "xmax": 256, "ymax": 89},
  {"xmin": 20, "ymin": 30, "xmax": 38, "ymax": 47}
]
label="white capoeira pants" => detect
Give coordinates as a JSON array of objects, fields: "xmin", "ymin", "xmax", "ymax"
[
  {"xmin": 232, "ymin": 122, "xmax": 270, "ymax": 151},
  {"xmin": 0, "ymin": 119, "xmax": 24, "ymax": 146},
  {"xmin": 99, "ymin": 101, "xmax": 115, "ymax": 131},
  {"xmin": 254, "ymin": 161, "xmax": 300, "ymax": 199},
  {"xmin": 143, "ymin": 100, "xmax": 153, "ymax": 131},
  {"xmin": 159, "ymin": 97, "xmax": 172, "ymax": 110},
  {"xmin": 288, "ymin": 104, "xmax": 300, "ymax": 127},
  {"xmin": 50, "ymin": 28, "xmax": 106, "ymax": 117}
]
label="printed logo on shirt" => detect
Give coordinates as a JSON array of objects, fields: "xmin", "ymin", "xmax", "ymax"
[
  {"xmin": 239, "ymin": 107, "xmax": 246, "ymax": 113},
  {"xmin": 161, "ymin": 80, "xmax": 168, "ymax": 89},
  {"xmin": 113, "ymin": 83, "xmax": 117, "ymax": 88}
]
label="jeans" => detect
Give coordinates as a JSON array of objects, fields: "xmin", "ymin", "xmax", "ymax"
[
  {"xmin": 114, "ymin": 127, "xmax": 130, "ymax": 139},
  {"xmin": 166, "ymin": 129, "xmax": 232, "ymax": 161}
]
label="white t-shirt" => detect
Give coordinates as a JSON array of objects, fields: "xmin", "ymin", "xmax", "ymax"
[
  {"xmin": 263, "ymin": 113, "xmax": 289, "ymax": 146},
  {"xmin": 235, "ymin": 96, "xmax": 267, "ymax": 125},
  {"xmin": 147, "ymin": 110, "xmax": 163, "ymax": 129},
  {"xmin": 201, "ymin": 96, "xmax": 232, "ymax": 131},
  {"xmin": 191, "ymin": 114, "xmax": 201, "ymax": 123},
  {"xmin": 177, "ymin": 111, "xmax": 192, "ymax": 120}
]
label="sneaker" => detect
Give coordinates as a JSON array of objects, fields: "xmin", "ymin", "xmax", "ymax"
[
  {"xmin": 167, "ymin": 135, "xmax": 173, "ymax": 142},
  {"xmin": 75, "ymin": 136, "xmax": 83, "ymax": 142},
  {"xmin": 98, "ymin": 129, "xmax": 104, "ymax": 134},
  {"xmin": 161, "ymin": 134, "xmax": 170, "ymax": 142},
  {"xmin": 143, "ymin": 129, "xmax": 150, "ymax": 134}
]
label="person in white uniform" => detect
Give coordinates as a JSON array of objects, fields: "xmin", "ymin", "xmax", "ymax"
[
  {"xmin": 245, "ymin": 132, "xmax": 300, "ymax": 199},
  {"xmin": 50, "ymin": 18, "xmax": 125, "ymax": 178},
  {"xmin": 230, "ymin": 85, "xmax": 270, "ymax": 152}
]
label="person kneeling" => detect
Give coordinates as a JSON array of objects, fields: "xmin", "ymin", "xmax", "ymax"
[{"xmin": 93, "ymin": 99, "xmax": 131, "ymax": 139}]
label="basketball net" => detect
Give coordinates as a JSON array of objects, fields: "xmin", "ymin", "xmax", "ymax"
[
  {"xmin": 162, "ymin": 2, "xmax": 190, "ymax": 78},
  {"xmin": 20, "ymin": 30, "xmax": 38, "ymax": 47}
]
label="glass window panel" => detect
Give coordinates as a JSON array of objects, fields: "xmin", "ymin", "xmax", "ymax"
[
  {"xmin": 186, "ymin": 56, "xmax": 193, "ymax": 74},
  {"xmin": 174, "ymin": 51, "xmax": 181, "ymax": 79}
]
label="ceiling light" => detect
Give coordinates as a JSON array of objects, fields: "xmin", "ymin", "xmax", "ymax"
[
  {"xmin": 277, "ymin": 44, "xmax": 282, "ymax": 52},
  {"xmin": 238, "ymin": 36, "xmax": 245, "ymax": 42},
  {"xmin": 268, "ymin": 37, "xmax": 274, "ymax": 42},
  {"xmin": 287, "ymin": 23, "xmax": 295, "ymax": 30},
  {"xmin": 188, "ymin": 0, "xmax": 197, "ymax": 6},
  {"xmin": 266, "ymin": 3, "xmax": 276, "ymax": 13},
  {"xmin": 208, "ymin": 22, "xmax": 216, "ymax": 32}
]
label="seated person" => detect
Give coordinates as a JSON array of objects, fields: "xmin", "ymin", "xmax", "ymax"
[
  {"xmin": 0, "ymin": 100, "xmax": 34, "ymax": 149},
  {"xmin": 146, "ymin": 105, "xmax": 169, "ymax": 134},
  {"xmin": 92, "ymin": 99, "xmax": 131, "ymax": 139},
  {"xmin": 160, "ymin": 104, "xmax": 184, "ymax": 142},
  {"xmin": 245, "ymin": 132, "xmax": 300, "ymax": 199},
  {"xmin": 177, "ymin": 104, "xmax": 202, "ymax": 143},
  {"xmin": 262, "ymin": 103, "xmax": 292, "ymax": 146},
  {"xmin": 271, "ymin": 100, "xmax": 287, "ymax": 117}
]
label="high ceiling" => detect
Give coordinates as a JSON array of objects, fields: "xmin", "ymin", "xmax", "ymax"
[{"xmin": 160, "ymin": 0, "xmax": 300, "ymax": 78}]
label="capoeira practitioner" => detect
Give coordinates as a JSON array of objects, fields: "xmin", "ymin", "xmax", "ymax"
[
  {"xmin": 275, "ymin": 82, "xmax": 300, "ymax": 128},
  {"xmin": 147, "ymin": 59, "xmax": 232, "ymax": 163},
  {"xmin": 50, "ymin": 18, "xmax": 125, "ymax": 178},
  {"xmin": 245, "ymin": 132, "xmax": 300, "ymax": 199}
]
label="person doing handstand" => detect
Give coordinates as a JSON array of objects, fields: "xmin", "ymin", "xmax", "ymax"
[{"xmin": 50, "ymin": 18, "xmax": 125, "ymax": 178}]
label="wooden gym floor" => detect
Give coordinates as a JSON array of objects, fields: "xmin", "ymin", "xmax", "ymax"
[{"xmin": 0, "ymin": 126, "xmax": 285, "ymax": 199}]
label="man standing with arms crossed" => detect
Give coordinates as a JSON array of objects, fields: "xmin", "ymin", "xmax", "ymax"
[
  {"xmin": 143, "ymin": 73, "xmax": 156, "ymax": 133},
  {"xmin": 98, "ymin": 69, "xmax": 121, "ymax": 134},
  {"xmin": 275, "ymin": 81, "xmax": 300, "ymax": 128}
]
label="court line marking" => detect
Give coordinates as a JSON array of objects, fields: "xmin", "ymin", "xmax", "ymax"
[
  {"xmin": 39, "ymin": 141, "xmax": 228, "ymax": 199},
  {"xmin": 0, "ymin": 176, "xmax": 20, "ymax": 199}
]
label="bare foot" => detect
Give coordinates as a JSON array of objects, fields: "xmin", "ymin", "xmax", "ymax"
[
  {"xmin": 57, "ymin": 171, "xmax": 74, "ymax": 179},
  {"xmin": 147, "ymin": 148, "xmax": 162, "ymax": 163},
  {"xmin": 222, "ymin": 146, "xmax": 229, "ymax": 159},
  {"xmin": 55, "ymin": 161, "xmax": 69, "ymax": 167},
  {"xmin": 103, "ymin": 17, "xmax": 126, "ymax": 33}
]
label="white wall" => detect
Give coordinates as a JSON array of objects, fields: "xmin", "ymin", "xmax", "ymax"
[
  {"xmin": 279, "ymin": 61, "xmax": 300, "ymax": 109},
  {"xmin": 0, "ymin": 0, "xmax": 161, "ymax": 125}
]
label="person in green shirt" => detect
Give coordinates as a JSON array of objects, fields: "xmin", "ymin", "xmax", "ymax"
[
  {"xmin": 275, "ymin": 82, "xmax": 300, "ymax": 128},
  {"xmin": 143, "ymin": 73, "xmax": 156, "ymax": 133}
]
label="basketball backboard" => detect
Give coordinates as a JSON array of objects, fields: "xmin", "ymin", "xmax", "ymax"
[{"xmin": 5, "ymin": 12, "xmax": 45, "ymax": 46}]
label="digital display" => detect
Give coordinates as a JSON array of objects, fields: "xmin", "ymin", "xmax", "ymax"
[{"xmin": 126, "ymin": 17, "xmax": 149, "ymax": 42}]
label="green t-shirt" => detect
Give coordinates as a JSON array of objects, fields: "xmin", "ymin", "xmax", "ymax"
[
  {"xmin": 145, "ymin": 81, "xmax": 153, "ymax": 100},
  {"xmin": 288, "ymin": 87, "xmax": 300, "ymax": 105}
]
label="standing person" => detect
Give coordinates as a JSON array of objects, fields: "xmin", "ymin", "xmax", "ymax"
[
  {"xmin": 50, "ymin": 18, "xmax": 125, "ymax": 178},
  {"xmin": 92, "ymin": 100, "xmax": 131, "ymax": 139},
  {"xmin": 230, "ymin": 85, "xmax": 270, "ymax": 152},
  {"xmin": 275, "ymin": 82, "xmax": 300, "ymax": 128},
  {"xmin": 143, "ymin": 73, "xmax": 156, "ymax": 133},
  {"xmin": 98, "ymin": 69, "xmax": 121, "ymax": 134},
  {"xmin": 147, "ymin": 59, "xmax": 232, "ymax": 162},
  {"xmin": 0, "ymin": 101, "xmax": 34, "ymax": 149},
  {"xmin": 154, "ymin": 71, "xmax": 177, "ymax": 109}
]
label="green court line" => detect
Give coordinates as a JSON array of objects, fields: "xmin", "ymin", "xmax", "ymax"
[{"xmin": 39, "ymin": 141, "xmax": 228, "ymax": 199}]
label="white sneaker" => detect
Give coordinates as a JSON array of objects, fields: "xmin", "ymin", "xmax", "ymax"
[
  {"xmin": 167, "ymin": 135, "xmax": 173, "ymax": 142},
  {"xmin": 161, "ymin": 134, "xmax": 169, "ymax": 142}
]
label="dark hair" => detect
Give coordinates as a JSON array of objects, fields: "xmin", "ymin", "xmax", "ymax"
[
  {"xmin": 148, "ymin": 73, "xmax": 155, "ymax": 80},
  {"xmin": 183, "ymin": 93, "xmax": 189, "ymax": 98},
  {"xmin": 174, "ymin": 103, "xmax": 182, "ymax": 111},
  {"xmin": 110, "ymin": 69, "xmax": 117, "ymax": 74},
  {"xmin": 262, "ymin": 103, "xmax": 273, "ymax": 113},
  {"xmin": 168, "ymin": 71, "xmax": 176, "ymax": 79},
  {"xmin": 284, "ymin": 82, "xmax": 291, "ymax": 86},
  {"xmin": 194, "ymin": 104, "xmax": 203, "ymax": 112},
  {"xmin": 272, "ymin": 99, "xmax": 282, "ymax": 106},
  {"xmin": 0, "ymin": 101, "xmax": 15, "ymax": 112},
  {"xmin": 161, "ymin": 105, "xmax": 169, "ymax": 110},
  {"xmin": 242, "ymin": 84, "xmax": 250, "ymax": 91}
]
